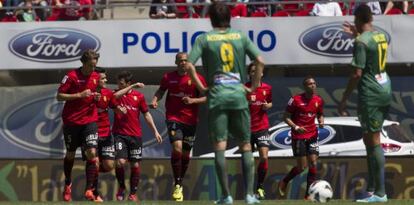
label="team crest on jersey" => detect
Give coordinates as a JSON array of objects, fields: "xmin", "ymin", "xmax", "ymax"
[
  {"xmin": 188, "ymin": 79, "xmax": 192, "ymax": 86},
  {"xmin": 103, "ymin": 96, "xmax": 107, "ymax": 102},
  {"xmin": 263, "ymin": 90, "xmax": 266, "ymax": 96},
  {"xmin": 315, "ymin": 102, "xmax": 318, "ymax": 108},
  {"xmin": 93, "ymin": 79, "xmax": 97, "ymax": 84},
  {"xmin": 133, "ymin": 96, "xmax": 138, "ymax": 101},
  {"xmin": 250, "ymin": 95, "xmax": 256, "ymax": 102}
]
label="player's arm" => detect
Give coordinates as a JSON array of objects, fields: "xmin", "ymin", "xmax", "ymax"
[
  {"xmin": 182, "ymin": 74, "xmax": 207, "ymax": 104},
  {"xmin": 338, "ymin": 40, "xmax": 365, "ymax": 116},
  {"xmin": 151, "ymin": 88, "xmax": 166, "ymax": 109},
  {"xmin": 56, "ymin": 89, "xmax": 92, "ymax": 101},
  {"xmin": 182, "ymin": 96, "xmax": 207, "ymax": 105},
  {"xmin": 338, "ymin": 68, "xmax": 362, "ymax": 115},
  {"xmin": 143, "ymin": 112, "xmax": 163, "ymax": 143},
  {"xmin": 283, "ymin": 111, "xmax": 306, "ymax": 134},
  {"xmin": 187, "ymin": 35, "xmax": 208, "ymax": 93},
  {"xmin": 317, "ymin": 113, "xmax": 324, "ymax": 128},
  {"xmin": 249, "ymin": 57, "xmax": 265, "ymax": 92},
  {"xmin": 113, "ymin": 82, "xmax": 145, "ymax": 99},
  {"xmin": 318, "ymin": 99, "xmax": 325, "ymax": 128},
  {"xmin": 244, "ymin": 34, "xmax": 264, "ymax": 92},
  {"xmin": 186, "ymin": 63, "xmax": 208, "ymax": 93},
  {"xmin": 262, "ymin": 101, "xmax": 272, "ymax": 110}
]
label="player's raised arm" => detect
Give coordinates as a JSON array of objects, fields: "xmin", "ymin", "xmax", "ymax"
[
  {"xmin": 113, "ymin": 82, "xmax": 145, "ymax": 99},
  {"xmin": 249, "ymin": 56, "xmax": 265, "ymax": 92}
]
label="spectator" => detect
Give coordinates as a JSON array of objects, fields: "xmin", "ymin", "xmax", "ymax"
[
  {"xmin": 48, "ymin": 0, "xmax": 93, "ymax": 21},
  {"xmin": 149, "ymin": 0, "xmax": 177, "ymax": 19},
  {"xmin": 229, "ymin": 0, "xmax": 247, "ymax": 18},
  {"xmin": 1, "ymin": 11, "xmax": 18, "ymax": 21},
  {"xmin": 384, "ymin": 0, "xmax": 408, "ymax": 14},
  {"xmin": 4, "ymin": 0, "xmax": 23, "ymax": 12},
  {"xmin": 311, "ymin": 1, "xmax": 343, "ymax": 16},
  {"xmin": 190, "ymin": 0, "xmax": 210, "ymax": 17},
  {"xmin": 248, "ymin": 0, "xmax": 269, "ymax": 17},
  {"xmin": 17, "ymin": 0, "xmax": 48, "ymax": 21},
  {"xmin": 15, "ymin": 0, "xmax": 38, "ymax": 21},
  {"xmin": 353, "ymin": 2, "xmax": 382, "ymax": 15}
]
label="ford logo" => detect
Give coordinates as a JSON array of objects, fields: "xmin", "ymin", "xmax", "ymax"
[
  {"xmin": 9, "ymin": 28, "xmax": 100, "ymax": 63},
  {"xmin": 299, "ymin": 23, "xmax": 391, "ymax": 57},
  {"xmin": 269, "ymin": 125, "xmax": 336, "ymax": 149},
  {"xmin": 0, "ymin": 93, "xmax": 65, "ymax": 156}
]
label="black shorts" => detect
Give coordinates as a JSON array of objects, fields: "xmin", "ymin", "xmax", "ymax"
[
  {"xmin": 251, "ymin": 129, "xmax": 270, "ymax": 149},
  {"xmin": 98, "ymin": 135, "xmax": 115, "ymax": 160},
  {"xmin": 167, "ymin": 121, "xmax": 196, "ymax": 149},
  {"xmin": 63, "ymin": 122, "xmax": 98, "ymax": 152},
  {"xmin": 115, "ymin": 134, "xmax": 142, "ymax": 162},
  {"xmin": 291, "ymin": 137, "xmax": 319, "ymax": 157}
]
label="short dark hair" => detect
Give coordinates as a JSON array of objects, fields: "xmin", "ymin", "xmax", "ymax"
[
  {"xmin": 95, "ymin": 67, "xmax": 106, "ymax": 73},
  {"xmin": 117, "ymin": 71, "xmax": 133, "ymax": 84},
  {"xmin": 354, "ymin": 4, "xmax": 372, "ymax": 24},
  {"xmin": 175, "ymin": 52, "xmax": 187, "ymax": 61},
  {"xmin": 208, "ymin": 2, "xmax": 231, "ymax": 28},
  {"xmin": 247, "ymin": 62, "xmax": 255, "ymax": 74},
  {"xmin": 303, "ymin": 75, "xmax": 315, "ymax": 86},
  {"xmin": 80, "ymin": 49, "xmax": 99, "ymax": 63}
]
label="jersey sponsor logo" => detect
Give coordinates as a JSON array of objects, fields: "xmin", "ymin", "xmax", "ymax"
[
  {"xmin": 0, "ymin": 93, "xmax": 66, "ymax": 156},
  {"xmin": 213, "ymin": 73, "xmax": 241, "ymax": 85},
  {"xmin": 9, "ymin": 28, "xmax": 101, "ymax": 63},
  {"xmin": 299, "ymin": 23, "xmax": 390, "ymax": 57},
  {"xmin": 269, "ymin": 125, "xmax": 336, "ymax": 149}
]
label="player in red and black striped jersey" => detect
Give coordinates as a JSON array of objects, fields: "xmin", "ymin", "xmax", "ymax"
[
  {"xmin": 245, "ymin": 63, "xmax": 272, "ymax": 199},
  {"xmin": 113, "ymin": 71, "xmax": 163, "ymax": 202},
  {"xmin": 278, "ymin": 76, "xmax": 324, "ymax": 200},
  {"xmin": 57, "ymin": 50, "xmax": 100, "ymax": 202},
  {"xmin": 151, "ymin": 52, "xmax": 206, "ymax": 201}
]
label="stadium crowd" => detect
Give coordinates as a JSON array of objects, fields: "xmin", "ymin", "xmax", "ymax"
[{"xmin": 0, "ymin": 0, "xmax": 413, "ymax": 22}]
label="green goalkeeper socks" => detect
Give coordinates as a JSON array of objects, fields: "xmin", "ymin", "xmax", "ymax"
[
  {"xmin": 365, "ymin": 146, "xmax": 376, "ymax": 192},
  {"xmin": 241, "ymin": 151, "xmax": 255, "ymax": 195},
  {"xmin": 372, "ymin": 144, "xmax": 386, "ymax": 197},
  {"xmin": 215, "ymin": 150, "xmax": 230, "ymax": 197}
]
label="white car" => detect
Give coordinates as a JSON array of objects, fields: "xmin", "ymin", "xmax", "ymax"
[{"xmin": 200, "ymin": 117, "xmax": 414, "ymax": 157}]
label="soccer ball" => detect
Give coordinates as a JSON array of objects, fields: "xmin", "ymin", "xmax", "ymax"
[{"xmin": 308, "ymin": 180, "xmax": 333, "ymax": 203}]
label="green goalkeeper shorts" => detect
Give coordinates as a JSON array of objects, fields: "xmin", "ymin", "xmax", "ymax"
[
  {"xmin": 208, "ymin": 107, "xmax": 251, "ymax": 143},
  {"xmin": 358, "ymin": 104, "xmax": 390, "ymax": 133}
]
